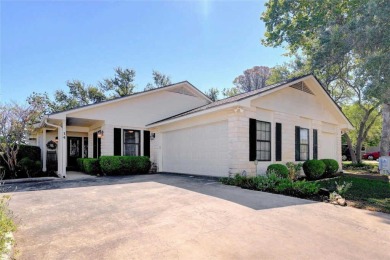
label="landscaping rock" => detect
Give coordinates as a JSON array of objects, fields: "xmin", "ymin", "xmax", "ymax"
[{"xmin": 337, "ymin": 198, "xmax": 346, "ymax": 206}]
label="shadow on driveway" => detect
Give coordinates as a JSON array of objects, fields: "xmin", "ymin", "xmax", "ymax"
[{"xmin": 6, "ymin": 173, "xmax": 316, "ymax": 211}]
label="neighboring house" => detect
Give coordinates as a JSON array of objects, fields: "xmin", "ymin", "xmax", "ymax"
[{"xmin": 32, "ymin": 74, "xmax": 353, "ymax": 178}]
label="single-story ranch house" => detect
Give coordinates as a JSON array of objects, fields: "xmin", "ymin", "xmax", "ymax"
[{"xmin": 31, "ymin": 74, "xmax": 353, "ymax": 178}]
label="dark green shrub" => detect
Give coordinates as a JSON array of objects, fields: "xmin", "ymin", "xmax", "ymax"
[
  {"xmin": 18, "ymin": 157, "xmax": 42, "ymax": 177},
  {"xmin": 99, "ymin": 156, "xmax": 151, "ymax": 175},
  {"xmin": 18, "ymin": 145, "xmax": 41, "ymax": 162},
  {"xmin": 266, "ymin": 164, "xmax": 289, "ymax": 178},
  {"xmin": 83, "ymin": 159, "xmax": 100, "ymax": 174},
  {"xmin": 321, "ymin": 159, "xmax": 339, "ymax": 176},
  {"xmin": 303, "ymin": 160, "xmax": 326, "ymax": 180},
  {"xmin": 76, "ymin": 158, "xmax": 85, "ymax": 172}
]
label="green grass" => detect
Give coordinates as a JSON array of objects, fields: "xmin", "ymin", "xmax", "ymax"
[{"xmin": 317, "ymin": 176, "xmax": 390, "ymax": 213}]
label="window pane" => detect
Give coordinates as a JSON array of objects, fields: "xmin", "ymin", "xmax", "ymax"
[
  {"xmin": 300, "ymin": 129, "xmax": 308, "ymax": 144},
  {"xmin": 124, "ymin": 144, "xmax": 139, "ymax": 156}
]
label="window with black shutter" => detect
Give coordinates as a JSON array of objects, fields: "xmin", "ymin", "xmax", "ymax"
[
  {"xmin": 275, "ymin": 123, "xmax": 282, "ymax": 161},
  {"xmin": 295, "ymin": 126, "xmax": 309, "ymax": 161},
  {"xmin": 114, "ymin": 128, "xmax": 121, "ymax": 156},
  {"xmin": 249, "ymin": 118, "xmax": 271, "ymax": 161},
  {"xmin": 313, "ymin": 129, "xmax": 318, "ymax": 159}
]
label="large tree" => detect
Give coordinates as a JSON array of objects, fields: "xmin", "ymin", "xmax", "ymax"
[
  {"xmin": 205, "ymin": 88, "xmax": 220, "ymax": 102},
  {"xmin": 233, "ymin": 66, "xmax": 271, "ymax": 92},
  {"xmin": 144, "ymin": 71, "xmax": 172, "ymax": 91},
  {"xmin": 262, "ymin": 0, "xmax": 390, "ymax": 160},
  {"xmin": 0, "ymin": 102, "xmax": 41, "ymax": 177},
  {"xmin": 99, "ymin": 67, "xmax": 136, "ymax": 97}
]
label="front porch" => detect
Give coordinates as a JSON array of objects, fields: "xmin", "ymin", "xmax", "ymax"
[{"xmin": 39, "ymin": 117, "xmax": 104, "ymax": 178}]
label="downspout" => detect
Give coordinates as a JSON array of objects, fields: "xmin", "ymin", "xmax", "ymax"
[{"xmin": 44, "ymin": 119, "xmax": 64, "ymax": 178}]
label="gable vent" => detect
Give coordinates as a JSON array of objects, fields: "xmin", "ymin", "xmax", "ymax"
[{"xmin": 290, "ymin": 81, "xmax": 314, "ymax": 95}]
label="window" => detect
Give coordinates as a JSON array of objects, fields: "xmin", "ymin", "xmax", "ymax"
[
  {"xmin": 299, "ymin": 128, "xmax": 309, "ymax": 161},
  {"xmin": 123, "ymin": 129, "xmax": 140, "ymax": 156},
  {"xmin": 256, "ymin": 121, "xmax": 271, "ymax": 161}
]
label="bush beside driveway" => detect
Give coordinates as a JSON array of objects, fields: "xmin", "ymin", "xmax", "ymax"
[{"xmin": 8, "ymin": 174, "xmax": 390, "ymax": 260}]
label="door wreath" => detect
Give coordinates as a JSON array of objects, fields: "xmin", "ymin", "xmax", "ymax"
[{"xmin": 46, "ymin": 140, "xmax": 57, "ymax": 150}]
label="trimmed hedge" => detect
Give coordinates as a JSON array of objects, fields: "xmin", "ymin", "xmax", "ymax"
[
  {"xmin": 303, "ymin": 160, "xmax": 326, "ymax": 180},
  {"xmin": 83, "ymin": 159, "xmax": 100, "ymax": 174},
  {"xmin": 266, "ymin": 164, "xmax": 289, "ymax": 178},
  {"xmin": 321, "ymin": 159, "xmax": 339, "ymax": 176},
  {"xmin": 77, "ymin": 158, "xmax": 85, "ymax": 172},
  {"xmin": 100, "ymin": 156, "xmax": 151, "ymax": 175}
]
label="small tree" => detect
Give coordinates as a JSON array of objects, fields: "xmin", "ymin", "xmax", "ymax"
[{"xmin": 0, "ymin": 102, "xmax": 39, "ymax": 178}]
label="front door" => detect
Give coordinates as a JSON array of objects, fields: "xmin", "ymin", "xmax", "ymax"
[{"xmin": 68, "ymin": 137, "xmax": 82, "ymax": 169}]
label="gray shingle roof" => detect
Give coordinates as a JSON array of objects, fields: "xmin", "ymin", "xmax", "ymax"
[{"xmin": 147, "ymin": 74, "xmax": 312, "ymax": 126}]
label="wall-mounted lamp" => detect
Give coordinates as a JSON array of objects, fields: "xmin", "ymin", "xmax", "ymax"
[
  {"xmin": 54, "ymin": 136, "xmax": 59, "ymax": 143},
  {"xmin": 150, "ymin": 133, "xmax": 156, "ymax": 140},
  {"xmin": 97, "ymin": 130, "xmax": 104, "ymax": 138}
]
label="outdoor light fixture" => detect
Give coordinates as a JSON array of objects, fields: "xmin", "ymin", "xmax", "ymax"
[
  {"xmin": 54, "ymin": 136, "xmax": 58, "ymax": 143},
  {"xmin": 150, "ymin": 133, "xmax": 156, "ymax": 140},
  {"xmin": 97, "ymin": 130, "xmax": 104, "ymax": 138}
]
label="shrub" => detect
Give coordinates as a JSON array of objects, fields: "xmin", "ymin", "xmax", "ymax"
[
  {"xmin": 76, "ymin": 158, "xmax": 85, "ymax": 172},
  {"xmin": 302, "ymin": 160, "xmax": 326, "ymax": 180},
  {"xmin": 18, "ymin": 157, "xmax": 42, "ymax": 178},
  {"xmin": 0, "ymin": 196, "xmax": 16, "ymax": 255},
  {"xmin": 321, "ymin": 159, "xmax": 339, "ymax": 176},
  {"xmin": 83, "ymin": 159, "xmax": 100, "ymax": 174},
  {"xmin": 266, "ymin": 164, "xmax": 289, "ymax": 178},
  {"xmin": 99, "ymin": 156, "xmax": 151, "ymax": 175},
  {"xmin": 286, "ymin": 162, "xmax": 303, "ymax": 181},
  {"xmin": 18, "ymin": 145, "xmax": 41, "ymax": 162}
]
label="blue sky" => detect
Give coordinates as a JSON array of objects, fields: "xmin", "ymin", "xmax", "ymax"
[{"xmin": 0, "ymin": 0, "xmax": 289, "ymax": 103}]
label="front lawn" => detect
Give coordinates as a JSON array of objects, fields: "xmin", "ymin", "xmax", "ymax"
[{"xmin": 317, "ymin": 176, "xmax": 390, "ymax": 213}]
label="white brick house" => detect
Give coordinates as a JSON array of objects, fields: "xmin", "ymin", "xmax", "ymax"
[{"xmin": 32, "ymin": 74, "xmax": 353, "ymax": 177}]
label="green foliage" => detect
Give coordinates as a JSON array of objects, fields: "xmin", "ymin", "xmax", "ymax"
[
  {"xmin": 343, "ymin": 103, "xmax": 382, "ymax": 147},
  {"xmin": 0, "ymin": 196, "xmax": 16, "ymax": 255},
  {"xmin": 266, "ymin": 164, "xmax": 289, "ymax": 178},
  {"xmin": 76, "ymin": 158, "xmax": 85, "ymax": 172},
  {"xmin": 99, "ymin": 156, "xmax": 151, "ymax": 175},
  {"xmin": 18, "ymin": 145, "xmax": 41, "ymax": 162},
  {"xmin": 342, "ymin": 162, "xmax": 375, "ymax": 171},
  {"xmin": 335, "ymin": 181, "xmax": 353, "ymax": 196},
  {"xmin": 18, "ymin": 157, "xmax": 42, "ymax": 178},
  {"xmin": 205, "ymin": 88, "xmax": 219, "ymax": 101},
  {"xmin": 321, "ymin": 159, "xmax": 339, "ymax": 176},
  {"xmin": 144, "ymin": 70, "xmax": 172, "ymax": 91},
  {"xmin": 99, "ymin": 67, "xmax": 136, "ymax": 97},
  {"xmin": 220, "ymin": 173, "xmax": 320, "ymax": 198},
  {"xmin": 285, "ymin": 162, "xmax": 303, "ymax": 181},
  {"xmin": 83, "ymin": 159, "xmax": 100, "ymax": 175},
  {"xmin": 317, "ymin": 176, "xmax": 390, "ymax": 213},
  {"xmin": 302, "ymin": 160, "xmax": 326, "ymax": 180}
]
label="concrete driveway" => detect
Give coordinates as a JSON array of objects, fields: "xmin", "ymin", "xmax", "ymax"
[{"xmin": 8, "ymin": 174, "xmax": 390, "ymax": 259}]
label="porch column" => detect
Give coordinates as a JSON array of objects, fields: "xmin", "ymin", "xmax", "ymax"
[
  {"xmin": 42, "ymin": 128, "xmax": 47, "ymax": 172},
  {"xmin": 57, "ymin": 126, "xmax": 63, "ymax": 177},
  {"xmin": 62, "ymin": 119, "xmax": 67, "ymax": 177}
]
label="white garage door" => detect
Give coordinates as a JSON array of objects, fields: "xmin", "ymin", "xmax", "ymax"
[{"xmin": 162, "ymin": 121, "xmax": 229, "ymax": 177}]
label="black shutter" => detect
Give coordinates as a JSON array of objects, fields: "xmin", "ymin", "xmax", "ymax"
[
  {"xmin": 98, "ymin": 137, "xmax": 101, "ymax": 158},
  {"xmin": 249, "ymin": 118, "xmax": 257, "ymax": 161},
  {"xmin": 275, "ymin": 123, "xmax": 282, "ymax": 161},
  {"xmin": 93, "ymin": 132, "xmax": 97, "ymax": 158},
  {"xmin": 114, "ymin": 128, "xmax": 121, "ymax": 156},
  {"xmin": 295, "ymin": 126, "xmax": 300, "ymax": 161},
  {"xmin": 313, "ymin": 129, "xmax": 318, "ymax": 159},
  {"xmin": 143, "ymin": 130, "xmax": 150, "ymax": 157}
]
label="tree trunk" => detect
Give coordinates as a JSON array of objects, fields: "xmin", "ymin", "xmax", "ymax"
[
  {"xmin": 344, "ymin": 133, "xmax": 358, "ymax": 164},
  {"xmin": 380, "ymin": 102, "xmax": 390, "ymax": 156}
]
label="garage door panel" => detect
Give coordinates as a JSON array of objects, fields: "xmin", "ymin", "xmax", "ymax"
[{"xmin": 162, "ymin": 121, "xmax": 228, "ymax": 177}]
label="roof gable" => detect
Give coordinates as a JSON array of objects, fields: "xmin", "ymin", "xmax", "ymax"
[{"xmin": 47, "ymin": 81, "xmax": 212, "ymax": 119}]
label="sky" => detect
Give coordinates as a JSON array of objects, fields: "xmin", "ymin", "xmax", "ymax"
[{"xmin": 0, "ymin": 0, "xmax": 289, "ymax": 103}]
